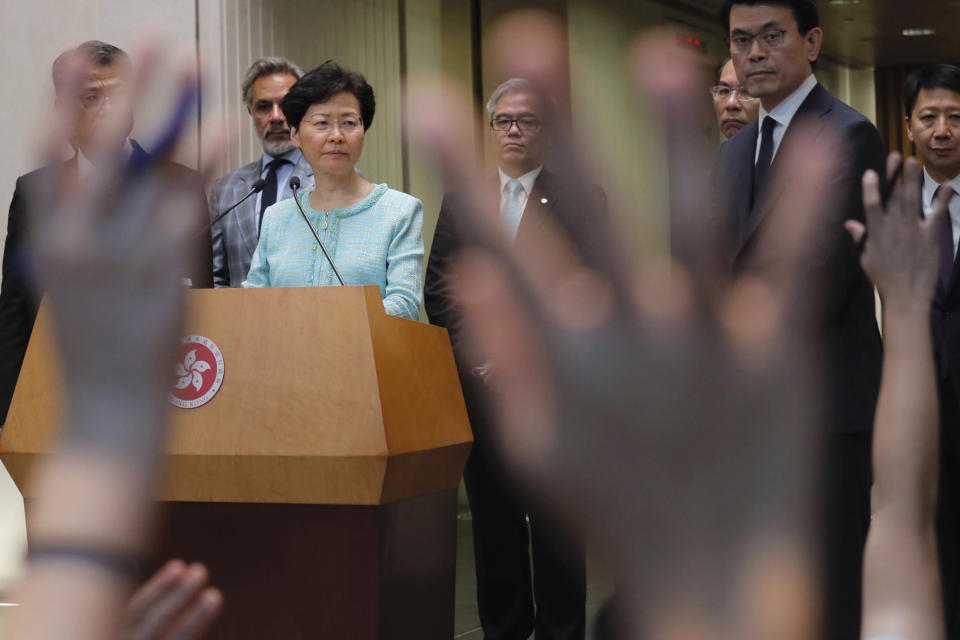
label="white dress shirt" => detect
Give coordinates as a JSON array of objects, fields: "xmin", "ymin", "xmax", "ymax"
[
  {"xmin": 922, "ymin": 167, "xmax": 960, "ymax": 256},
  {"xmin": 498, "ymin": 165, "xmax": 543, "ymax": 228},
  {"xmin": 755, "ymin": 73, "xmax": 819, "ymax": 164},
  {"xmin": 77, "ymin": 138, "xmax": 134, "ymax": 179}
]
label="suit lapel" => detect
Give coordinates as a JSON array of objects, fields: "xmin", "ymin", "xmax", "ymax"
[
  {"xmin": 736, "ymin": 84, "xmax": 834, "ymax": 258},
  {"xmin": 729, "ymin": 121, "xmax": 758, "ymax": 255},
  {"xmin": 232, "ymin": 160, "xmax": 263, "ymax": 258}
]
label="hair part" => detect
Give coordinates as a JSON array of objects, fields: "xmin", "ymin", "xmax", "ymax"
[
  {"xmin": 281, "ymin": 60, "xmax": 376, "ymax": 131},
  {"xmin": 903, "ymin": 65, "xmax": 960, "ymax": 117},
  {"xmin": 51, "ymin": 40, "xmax": 129, "ymax": 93},
  {"xmin": 241, "ymin": 56, "xmax": 305, "ymax": 107},
  {"xmin": 720, "ymin": 0, "xmax": 820, "ymax": 36}
]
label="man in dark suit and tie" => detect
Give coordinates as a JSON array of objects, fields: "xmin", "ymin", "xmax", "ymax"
[
  {"xmin": 711, "ymin": 2, "xmax": 885, "ymax": 638},
  {"xmin": 425, "ymin": 78, "xmax": 595, "ymax": 640},
  {"xmin": 903, "ymin": 63, "xmax": 960, "ymax": 639},
  {"xmin": 0, "ymin": 40, "xmax": 212, "ymax": 427},
  {"xmin": 207, "ymin": 57, "xmax": 315, "ymax": 288}
]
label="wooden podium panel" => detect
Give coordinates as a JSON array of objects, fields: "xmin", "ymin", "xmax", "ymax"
[
  {"xmin": 2, "ymin": 286, "xmax": 473, "ymax": 639},
  {"xmin": 1, "ymin": 286, "xmax": 472, "ymax": 505},
  {"xmin": 149, "ymin": 491, "xmax": 459, "ymax": 640}
]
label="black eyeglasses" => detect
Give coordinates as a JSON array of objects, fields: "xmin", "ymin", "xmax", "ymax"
[{"xmin": 490, "ymin": 116, "xmax": 541, "ymax": 132}]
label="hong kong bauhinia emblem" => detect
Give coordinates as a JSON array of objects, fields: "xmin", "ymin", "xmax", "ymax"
[{"xmin": 168, "ymin": 335, "xmax": 225, "ymax": 409}]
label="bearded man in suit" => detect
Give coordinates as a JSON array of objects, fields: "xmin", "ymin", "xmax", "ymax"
[
  {"xmin": 425, "ymin": 78, "xmax": 601, "ymax": 640},
  {"xmin": 208, "ymin": 56, "xmax": 314, "ymax": 288}
]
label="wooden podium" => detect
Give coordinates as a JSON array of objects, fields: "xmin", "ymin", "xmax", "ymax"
[{"xmin": 0, "ymin": 286, "xmax": 473, "ymax": 639}]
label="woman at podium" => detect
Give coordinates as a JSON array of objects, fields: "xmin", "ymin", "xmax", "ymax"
[{"xmin": 243, "ymin": 60, "xmax": 424, "ymax": 320}]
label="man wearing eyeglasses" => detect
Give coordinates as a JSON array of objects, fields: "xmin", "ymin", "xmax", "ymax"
[
  {"xmin": 712, "ymin": 57, "xmax": 760, "ymax": 140},
  {"xmin": 0, "ymin": 40, "xmax": 213, "ymax": 427},
  {"xmin": 711, "ymin": 2, "xmax": 885, "ymax": 639},
  {"xmin": 425, "ymin": 78, "xmax": 597, "ymax": 640}
]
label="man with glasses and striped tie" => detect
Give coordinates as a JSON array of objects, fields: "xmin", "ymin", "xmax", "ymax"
[{"xmin": 425, "ymin": 78, "xmax": 605, "ymax": 640}]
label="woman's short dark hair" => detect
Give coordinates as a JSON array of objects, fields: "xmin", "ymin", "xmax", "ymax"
[
  {"xmin": 720, "ymin": 0, "xmax": 819, "ymax": 35},
  {"xmin": 281, "ymin": 60, "xmax": 376, "ymax": 132},
  {"xmin": 903, "ymin": 65, "xmax": 960, "ymax": 117}
]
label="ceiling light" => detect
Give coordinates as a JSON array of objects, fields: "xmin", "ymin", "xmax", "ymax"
[
  {"xmin": 829, "ymin": 0, "xmax": 863, "ymax": 4},
  {"xmin": 902, "ymin": 28, "xmax": 935, "ymax": 36}
]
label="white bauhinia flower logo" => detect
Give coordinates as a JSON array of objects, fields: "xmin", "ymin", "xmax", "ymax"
[{"xmin": 174, "ymin": 349, "xmax": 212, "ymax": 392}]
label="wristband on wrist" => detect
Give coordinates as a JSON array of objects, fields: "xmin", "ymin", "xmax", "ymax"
[{"xmin": 28, "ymin": 544, "xmax": 142, "ymax": 578}]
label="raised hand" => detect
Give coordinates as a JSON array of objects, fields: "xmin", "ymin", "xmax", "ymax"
[
  {"xmin": 7, "ymin": 43, "xmax": 225, "ymax": 640},
  {"xmin": 411, "ymin": 14, "xmax": 839, "ymax": 639},
  {"xmin": 847, "ymin": 155, "xmax": 951, "ymax": 313},
  {"xmin": 25, "ymin": 47, "xmax": 211, "ymax": 455},
  {"xmin": 853, "ymin": 155, "xmax": 951, "ymax": 640}
]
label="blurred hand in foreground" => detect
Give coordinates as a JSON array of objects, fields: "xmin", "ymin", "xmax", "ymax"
[
  {"xmin": 410, "ymin": 13, "xmax": 841, "ymax": 640},
  {"xmin": 8, "ymin": 42, "xmax": 225, "ymax": 640}
]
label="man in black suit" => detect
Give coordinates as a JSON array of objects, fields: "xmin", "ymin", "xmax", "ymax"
[
  {"xmin": 711, "ymin": 2, "xmax": 884, "ymax": 638},
  {"xmin": 425, "ymin": 78, "xmax": 592, "ymax": 640},
  {"xmin": 0, "ymin": 40, "xmax": 212, "ymax": 426},
  {"xmin": 903, "ymin": 63, "xmax": 960, "ymax": 639}
]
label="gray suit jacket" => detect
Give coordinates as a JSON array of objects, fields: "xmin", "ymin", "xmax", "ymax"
[{"xmin": 208, "ymin": 149, "xmax": 315, "ymax": 287}]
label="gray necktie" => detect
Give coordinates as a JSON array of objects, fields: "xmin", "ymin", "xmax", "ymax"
[{"xmin": 502, "ymin": 179, "xmax": 525, "ymax": 241}]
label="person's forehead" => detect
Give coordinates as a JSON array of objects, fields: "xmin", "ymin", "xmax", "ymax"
[
  {"xmin": 729, "ymin": 3, "xmax": 795, "ymax": 31},
  {"xmin": 303, "ymin": 92, "xmax": 361, "ymax": 116},
  {"xmin": 493, "ymin": 91, "xmax": 541, "ymax": 115},
  {"xmin": 81, "ymin": 63, "xmax": 127, "ymax": 88},
  {"xmin": 915, "ymin": 87, "xmax": 960, "ymax": 110},
  {"xmin": 252, "ymin": 73, "xmax": 297, "ymax": 100},
  {"xmin": 720, "ymin": 61, "xmax": 740, "ymax": 85}
]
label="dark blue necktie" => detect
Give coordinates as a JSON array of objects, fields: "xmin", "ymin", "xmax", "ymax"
[
  {"xmin": 752, "ymin": 116, "xmax": 778, "ymax": 209},
  {"xmin": 259, "ymin": 158, "xmax": 290, "ymax": 236}
]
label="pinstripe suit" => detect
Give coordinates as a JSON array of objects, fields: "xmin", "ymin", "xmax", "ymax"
[{"xmin": 207, "ymin": 149, "xmax": 315, "ymax": 287}]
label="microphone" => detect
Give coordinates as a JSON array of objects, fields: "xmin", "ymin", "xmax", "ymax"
[
  {"xmin": 289, "ymin": 176, "xmax": 345, "ymax": 286},
  {"xmin": 200, "ymin": 178, "xmax": 267, "ymax": 235}
]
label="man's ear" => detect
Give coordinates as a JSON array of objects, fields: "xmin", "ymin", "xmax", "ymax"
[
  {"xmin": 804, "ymin": 27, "xmax": 823, "ymax": 64},
  {"xmin": 905, "ymin": 115, "xmax": 916, "ymax": 143}
]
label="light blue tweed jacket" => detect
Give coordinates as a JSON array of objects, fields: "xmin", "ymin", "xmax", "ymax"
[{"xmin": 243, "ymin": 184, "xmax": 424, "ymax": 320}]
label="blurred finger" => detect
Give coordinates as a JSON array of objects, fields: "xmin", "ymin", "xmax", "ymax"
[
  {"xmin": 734, "ymin": 122, "xmax": 840, "ymax": 339},
  {"xmin": 130, "ymin": 563, "xmax": 210, "ymax": 640},
  {"xmin": 861, "ymin": 169, "xmax": 884, "ymax": 233},
  {"xmin": 484, "ymin": 11, "xmax": 638, "ymax": 313},
  {"xmin": 630, "ymin": 29, "xmax": 725, "ymax": 314},
  {"xmin": 164, "ymin": 588, "xmax": 223, "ymax": 640},
  {"xmin": 407, "ymin": 75, "xmax": 553, "ymax": 328},
  {"xmin": 900, "ymin": 157, "xmax": 923, "ymax": 225},
  {"xmin": 844, "ymin": 220, "xmax": 867, "ymax": 247},
  {"xmin": 452, "ymin": 249, "xmax": 557, "ymax": 477},
  {"xmin": 127, "ymin": 559, "xmax": 186, "ymax": 623}
]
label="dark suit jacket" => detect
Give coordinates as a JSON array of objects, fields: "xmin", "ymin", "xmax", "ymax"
[
  {"xmin": 930, "ymin": 186, "xmax": 960, "ymax": 408},
  {"xmin": 712, "ymin": 83, "xmax": 885, "ymax": 434},
  {"xmin": 424, "ymin": 168, "xmax": 605, "ymax": 438},
  {"xmin": 0, "ymin": 141, "xmax": 213, "ymax": 425}
]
